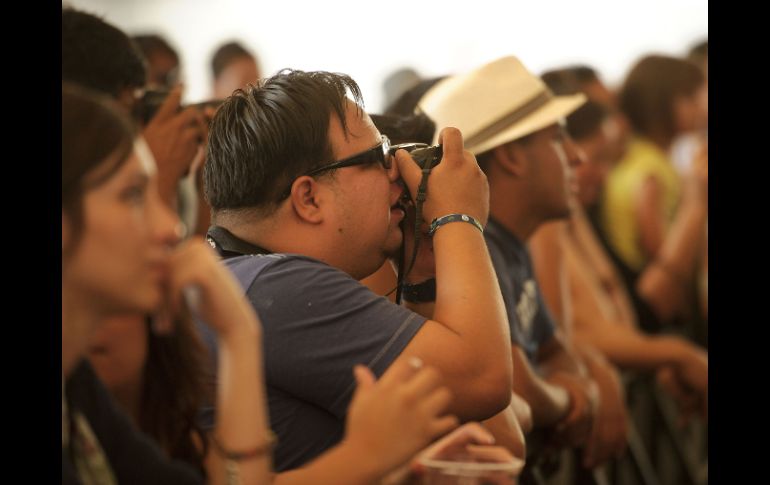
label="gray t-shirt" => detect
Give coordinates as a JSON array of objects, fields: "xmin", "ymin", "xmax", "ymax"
[
  {"xmin": 196, "ymin": 251, "xmax": 426, "ymax": 471},
  {"xmin": 484, "ymin": 219, "xmax": 556, "ymax": 363}
]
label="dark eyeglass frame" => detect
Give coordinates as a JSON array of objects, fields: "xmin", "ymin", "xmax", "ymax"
[
  {"xmin": 307, "ymin": 134, "xmax": 393, "ymax": 177},
  {"xmin": 280, "ymin": 135, "xmax": 402, "ymax": 200}
]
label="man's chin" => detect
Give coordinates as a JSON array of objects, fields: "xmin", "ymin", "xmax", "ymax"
[{"xmin": 384, "ymin": 233, "xmax": 404, "ymax": 259}]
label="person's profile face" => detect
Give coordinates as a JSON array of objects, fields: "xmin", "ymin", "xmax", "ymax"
[
  {"xmin": 674, "ymin": 83, "xmax": 708, "ymax": 133},
  {"xmin": 575, "ymin": 127, "xmax": 613, "ymax": 208},
  {"xmin": 214, "ymin": 56, "xmax": 260, "ymax": 98},
  {"xmin": 147, "ymin": 52, "xmax": 180, "ymax": 89},
  {"xmin": 323, "ymin": 100, "xmax": 405, "ymax": 276},
  {"xmin": 523, "ymin": 123, "xmax": 582, "ymax": 220},
  {"xmin": 63, "ymin": 139, "xmax": 180, "ymax": 317}
]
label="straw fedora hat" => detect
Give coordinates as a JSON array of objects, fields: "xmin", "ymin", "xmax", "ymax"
[{"xmin": 418, "ymin": 56, "xmax": 586, "ymax": 155}]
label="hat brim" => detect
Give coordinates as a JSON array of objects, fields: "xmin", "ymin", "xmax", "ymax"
[{"xmin": 462, "ymin": 93, "xmax": 586, "ymax": 155}]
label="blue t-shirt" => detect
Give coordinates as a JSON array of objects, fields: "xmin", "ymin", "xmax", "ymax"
[
  {"xmin": 484, "ymin": 218, "xmax": 556, "ymax": 363},
  {"xmin": 197, "ymin": 229, "xmax": 426, "ymax": 471}
]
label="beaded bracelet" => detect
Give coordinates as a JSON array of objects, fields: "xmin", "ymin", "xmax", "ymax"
[
  {"xmin": 212, "ymin": 431, "xmax": 277, "ymax": 485},
  {"xmin": 211, "ymin": 430, "xmax": 277, "ymax": 461},
  {"xmin": 428, "ymin": 213, "xmax": 484, "ymax": 237}
]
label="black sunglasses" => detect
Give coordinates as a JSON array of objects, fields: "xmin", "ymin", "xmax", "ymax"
[
  {"xmin": 280, "ymin": 135, "xmax": 398, "ymax": 200},
  {"xmin": 308, "ymin": 135, "xmax": 393, "ymax": 176},
  {"xmin": 279, "ymin": 136, "xmax": 439, "ymax": 200}
]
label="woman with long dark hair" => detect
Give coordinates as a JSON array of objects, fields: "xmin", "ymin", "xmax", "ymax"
[
  {"xmin": 62, "ymin": 81, "xmax": 271, "ymax": 484},
  {"xmin": 88, "ymin": 314, "xmax": 212, "ymax": 474}
]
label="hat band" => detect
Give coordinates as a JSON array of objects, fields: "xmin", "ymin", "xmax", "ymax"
[{"xmin": 465, "ymin": 90, "xmax": 553, "ymax": 149}]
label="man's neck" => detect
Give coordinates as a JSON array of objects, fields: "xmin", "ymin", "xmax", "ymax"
[
  {"xmin": 62, "ymin": 286, "xmax": 101, "ymax": 377},
  {"xmin": 217, "ymin": 218, "xmax": 350, "ymax": 273},
  {"xmin": 214, "ymin": 208, "xmax": 290, "ymax": 253}
]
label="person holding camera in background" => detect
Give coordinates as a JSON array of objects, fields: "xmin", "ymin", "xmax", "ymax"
[
  {"xmin": 200, "ymin": 68, "xmax": 516, "ymax": 472},
  {"xmin": 62, "ymin": 8, "xmax": 209, "ymax": 225}
]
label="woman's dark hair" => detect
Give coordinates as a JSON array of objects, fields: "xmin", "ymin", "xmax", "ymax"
[
  {"xmin": 62, "ymin": 82, "xmax": 136, "ymax": 249},
  {"xmin": 619, "ymin": 55, "xmax": 704, "ymax": 142},
  {"xmin": 139, "ymin": 314, "xmax": 213, "ymax": 475}
]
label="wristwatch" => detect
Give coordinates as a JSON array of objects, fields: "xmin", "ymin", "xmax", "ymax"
[{"xmin": 402, "ymin": 278, "xmax": 436, "ymax": 303}]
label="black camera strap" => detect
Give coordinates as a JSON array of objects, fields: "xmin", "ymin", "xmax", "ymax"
[{"xmin": 394, "ymin": 150, "xmax": 438, "ymax": 305}]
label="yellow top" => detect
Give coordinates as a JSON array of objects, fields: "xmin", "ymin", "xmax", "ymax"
[{"xmin": 600, "ymin": 137, "xmax": 681, "ymax": 272}]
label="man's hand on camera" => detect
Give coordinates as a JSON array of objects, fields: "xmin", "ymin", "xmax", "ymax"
[{"xmin": 394, "ymin": 127, "xmax": 489, "ymax": 227}]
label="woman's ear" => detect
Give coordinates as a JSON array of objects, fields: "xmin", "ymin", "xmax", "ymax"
[{"xmin": 289, "ymin": 176, "xmax": 325, "ymax": 224}]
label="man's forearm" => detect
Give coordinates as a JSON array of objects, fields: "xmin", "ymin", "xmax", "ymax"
[
  {"xmin": 537, "ymin": 332, "xmax": 587, "ymax": 379},
  {"xmin": 574, "ymin": 325, "xmax": 695, "ymax": 372},
  {"xmin": 431, "ymin": 223, "xmax": 512, "ymax": 374}
]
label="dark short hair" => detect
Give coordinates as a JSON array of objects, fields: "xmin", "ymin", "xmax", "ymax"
[
  {"xmin": 688, "ymin": 40, "xmax": 708, "ymax": 68},
  {"xmin": 132, "ymin": 34, "xmax": 179, "ymax": 63},
  {"xmin": 204, "ymin": 69, "xmax": 363, "ymax": 214},
  {"xmin": 62, "ymin": 8, "xmax": 147, "ymax": 97},
  {"xmin": 619, "ymin": 55, "xmax": 704, "ymax": 141},
  {"xmin": 370, "ymin": 112, "xmax": 436, "ymax": 145},
  {"xmin": 541, "ymin": 72, "xmax": 610, "ymax": 141},
  {"xmin": 385, "ymin": 76, "xmax": 447, "ymax": 116},
  {"xmin": 564, "ymin": 101, "xmax": 609, "ymax": 141},
  {"xmin": 541, "ymin": 65, "xmax": 599, "ymax": 95},
  {"xmin": 62, "ymin": 82, "xmax": 136, "ymax": 249},
  {"xmin": 211, "ymin": 41, "xmax": 257, "ymax": 80}
]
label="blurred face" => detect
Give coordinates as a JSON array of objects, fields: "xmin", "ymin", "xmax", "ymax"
[
  {"xmin": 147, "ymin": 52, "xmax": 180, "ymax": 89},
  {"xmin": 214, "ymin": 56, "xmax": 260, "ymax": 98},
  {"xmin": 582, "ymin": 79, "xmax": 631, "ymax": 162},
  {"xmin": 675, "ymin": 83, "xmax": 708, "ymax": 132},
  {"xmin": 523, "ymin": 122, "xmax": 583, "ymax": 220},
  {"xmin": 88, "ymin": 315, "xmax": 148, "ymax": 397},
  {"xmin": 323, "ymin": 100, "xmax": 405, "ymax": 278},
  {"xmin": 582, "ymin": 79, "xmax": 616, "ymax": 109},
  {"xmin": 574, "ymin": 120, "xmax": 616, "ymax": 208},
  {"xmin": 62, "ymin": 138, "xmax": 181, "ymax": 316}
]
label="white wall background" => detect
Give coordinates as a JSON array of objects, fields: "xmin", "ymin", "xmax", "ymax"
[{"xmin": 63, "ymin": 0, "xmax": 707, "ymax": 112}]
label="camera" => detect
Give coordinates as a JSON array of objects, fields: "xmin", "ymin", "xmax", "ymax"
[
  {"xmin": 388, "ymin": 142, "xmax": 443, "ymax": 211},
  {"xmin": 134, "ymin": 88, "xmax": 224, "ymax": 125},
  {"xmin": 389, "ymin": 143, "xmax": 443, "ymax": 170}
]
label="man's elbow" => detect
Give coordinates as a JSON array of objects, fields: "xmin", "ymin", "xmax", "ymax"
[{"xmin": 455, "ymin": 369, "xmax": 513, "ymax": 421}]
